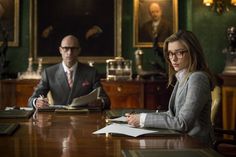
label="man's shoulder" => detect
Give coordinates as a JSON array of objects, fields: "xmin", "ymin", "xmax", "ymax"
[
  {"xmin": 45, "ymin": 63, "xmax": 61, "ymax": 72},
  {"xmin": 142, "ymin": 20, "xmax": 153, "ymax": 28}
]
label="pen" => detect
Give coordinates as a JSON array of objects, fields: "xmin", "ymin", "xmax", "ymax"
[
  {"xmin": 39, "ymin": 95, "xmax": 49, "ymax": 106},
  {"xmin": 33, "ymin": 95, "xmax": 45, "ymax": 119},
  {"xmin": 39, "ymin": 95, "xmax": 46, "ymax": 103},
  {"xmin": 33, "ymin": 95, "xmax": 43, "ymax": 120}
]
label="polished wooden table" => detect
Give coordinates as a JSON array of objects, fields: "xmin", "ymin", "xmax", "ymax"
[
  {"xmin": 0, "ymin": 79, "xmax": 40, "ymax": 108},
  {"xmin": 0, "ymin": 111, "xmax": 210, "ymax": 157}
]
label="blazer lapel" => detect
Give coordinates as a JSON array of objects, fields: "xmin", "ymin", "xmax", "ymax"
[
  {"xmin": 176, "ymin": 78, "xmax": 188, "ymax": 97},
  {"xmin": 168, "ymin": 82, "xmax": 179, "ymax": 115}
]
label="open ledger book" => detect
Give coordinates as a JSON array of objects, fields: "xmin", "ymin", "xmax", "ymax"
[{"xmin": 39, "ymin": 87, "xmax": 101, "ymax": 111}]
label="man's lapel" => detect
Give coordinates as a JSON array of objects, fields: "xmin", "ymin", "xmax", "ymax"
[
  {"xmin": 56, "ymin": 64, "xmax": 71, "ymax": 94},
  {"xmin": 71, "ymin": 64, "xmax": 82, "ymax": 95}
]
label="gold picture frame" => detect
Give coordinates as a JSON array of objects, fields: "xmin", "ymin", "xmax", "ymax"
[
  {"xmin": 0, "ymin": 0, "xmax": 19, "ymax": 47},
  {"xmin": 133, "ymin": 0, "xmax": 178, "ymax": 48},
  {"xmin": 29, "ymin": 0, "xmax": 122, "ymax": 64}
]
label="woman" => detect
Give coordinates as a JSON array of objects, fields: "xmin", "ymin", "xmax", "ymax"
[{"xmin": 127, "ymin": 30, "xmax": 215, "ymax": 146}]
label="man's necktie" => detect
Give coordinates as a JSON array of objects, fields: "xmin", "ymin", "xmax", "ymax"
[{"xmin": 67, "ymin": 70, "xmax": 73, "ymax": 88}]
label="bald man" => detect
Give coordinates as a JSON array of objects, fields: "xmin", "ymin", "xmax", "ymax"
[
  {"xmin": 28, "ymin": 35, "xmax": 110, "ymax": 110},
  {"xmin": 139, "ymin": 2, "xmax": 172, "ymax": 43}
]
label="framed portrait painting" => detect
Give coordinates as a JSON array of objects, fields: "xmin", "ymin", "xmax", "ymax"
[
  {"xmin": 30, "ymin": 0, "xmax": 122, "ymax": 64},
  {"xmin": 133, "ymin": 0, "xmax": 178, "ymax": 48},
  {"xmin": 0, "ymin": 0, "xmax": 19, "ymax": 47}
]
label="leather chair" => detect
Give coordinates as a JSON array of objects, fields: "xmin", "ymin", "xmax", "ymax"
[
  {"xmin": 134, "ymin": 48, "xmax": 166, "ymax": 80},
  {"xmin": 211, "ymin": 85, "xmax": 236, "ymax": 157}
]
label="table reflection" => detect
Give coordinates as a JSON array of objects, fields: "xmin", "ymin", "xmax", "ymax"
[{"xmin": 0, "ymin": 112, "xmax": 207, "ymax": 157}]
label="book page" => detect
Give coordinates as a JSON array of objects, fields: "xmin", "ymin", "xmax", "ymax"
[{"xmin": 69, "ymin": 87, "xmax": 101, "ymax": 108}]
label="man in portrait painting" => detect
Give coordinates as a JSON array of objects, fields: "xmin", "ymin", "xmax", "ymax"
[
  {"xmin": 139, "ymin": 2, "xmax": 172, "ymax": 43},
  {"xmin": 0, "ymin": 0, "xmax": 14, "ymax": 41},
  {"xmin": 37, "ymin": 0, "xmax": 114, "ymax": 57}
]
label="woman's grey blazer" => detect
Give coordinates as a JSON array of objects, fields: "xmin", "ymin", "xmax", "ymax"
[{"xmin": 144, "ymin": 71, "xmax": 214, "ymax": 146}]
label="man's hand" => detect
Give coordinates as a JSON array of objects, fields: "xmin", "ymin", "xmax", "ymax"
[
  {"xmin": 85, "ymin": 25, "xmax": 103, "ymax": 40},
  {"xmin": 41, "ymin": 25, "xmax": 53, "ymax": 38},
  {"xmin": 35, "ymin": 96, "xmax": 49, "ymax": 109}
]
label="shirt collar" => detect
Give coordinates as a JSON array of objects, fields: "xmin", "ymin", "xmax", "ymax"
[
  {"xmin": 152, "ymin": 18, "xmax": 161, "ymax": 26},
  {"xmin": 62, "ymin": 62, "xmax": 78, "ymax": 73},
  {"xmin": 175, "ymin": 69, "xmax": 187, "ymax": 82}
]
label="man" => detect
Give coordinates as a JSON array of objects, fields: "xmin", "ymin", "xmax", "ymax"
[
  {"xmin": 139, "ymin": 2, "xmax": 172, "ymax": 43},
  {"xmin": 28, "ymin": 35, "xmax": 110, "ymax": 110}
]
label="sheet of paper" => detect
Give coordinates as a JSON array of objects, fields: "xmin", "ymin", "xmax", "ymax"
[
  {"xmin": 69, "ymin": 87, "xmax": 101, "ymax": 107},
  {"xmin": 5, "ymin": 107, "xmax": 34, "ymax": 111},
  {"xmin": 93, "ymin": 123, "xmax": 158, "ymax": 137}
]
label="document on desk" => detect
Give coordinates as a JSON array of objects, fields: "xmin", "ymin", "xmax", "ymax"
[
  {"xmin": 37, "ymin": 88, "xmax": 100, "ymax": 112},
  {"xmin": 40, "ymin": 87, "xmax": 101, "ymax": 111},
  {"xmin": 69, "ymin": 87, "xmax": 101, "ymax": 108},
  {"xmin": 93, "ymin": 123, "xmax": 158, "ymax": 137}
]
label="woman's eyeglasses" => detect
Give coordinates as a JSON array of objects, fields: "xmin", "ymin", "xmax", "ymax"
[{"xmin": 168, "ymin": 49, "xmax": 188, "ymax": 59}]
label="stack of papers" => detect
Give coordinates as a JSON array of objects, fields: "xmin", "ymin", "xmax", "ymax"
[{"xmin": 69, "ymin": 87, "xmax": 101, "ymax": 108}]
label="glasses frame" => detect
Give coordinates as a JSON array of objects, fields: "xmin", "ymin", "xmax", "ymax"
[
  {"xmin": 60, "ymin": 46, "xmax": 80, "ymax": 52},
  {"xmin": 168, "ymin": 49, "xmax": 188, "ymax": 59}
]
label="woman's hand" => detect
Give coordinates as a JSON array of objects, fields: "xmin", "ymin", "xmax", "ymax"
[{"xmin": 126, "ymin": 113, "xmax": 140, "ymax": 127}]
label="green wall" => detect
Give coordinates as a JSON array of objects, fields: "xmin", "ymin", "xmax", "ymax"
[
  {"xmin": 6, "ymin": 0, "xmax": 29, "ymax": 74},
  {"xmin": 4, "ymin": 0, "xmax": 236, "ymax": 77},
  {"xmin": 190, "ymin": 0, "xmax": 236, "ymax": 73}
]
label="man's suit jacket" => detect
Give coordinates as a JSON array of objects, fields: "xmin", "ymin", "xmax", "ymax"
[
  {"xmin": 139, "ymin": 18, "xmax": 172, "ymax": 42},
  {"xmin": 144, "ymin": 72, "xmax": 214, "ymax": 146},
  {"xmin": 28, "ymin": 62, "xmax": 110, "ymax": 109}
]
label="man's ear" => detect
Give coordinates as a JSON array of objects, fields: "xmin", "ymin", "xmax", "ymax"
[{"xmin": 59, "ymin": 47, "xmax": 63, "ymax": 55}]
